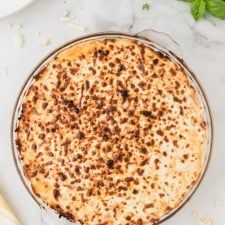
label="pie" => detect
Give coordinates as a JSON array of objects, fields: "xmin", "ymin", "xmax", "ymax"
[{"xmin": 15, "ymin": 37, "xmax": 208, "ymax": 225}]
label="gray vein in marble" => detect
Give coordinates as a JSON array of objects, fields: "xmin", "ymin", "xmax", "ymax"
[{"xmin": 128, "ymin": 0, "xmax": 135, "ymax": 31}]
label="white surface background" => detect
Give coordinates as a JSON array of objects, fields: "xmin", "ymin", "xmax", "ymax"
[{"xmin": 0, "ymin": 0, "xmax": 225, "ymax": 225}]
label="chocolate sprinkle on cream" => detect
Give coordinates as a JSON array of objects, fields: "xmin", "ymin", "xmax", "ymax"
[{"xmin": 15, "ymin": 38, "xmax": 207, "ymax": 225}]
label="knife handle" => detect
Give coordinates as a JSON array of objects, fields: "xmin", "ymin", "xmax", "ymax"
[{"xmin": 0, "ymin": 194, "xmax": 21, "ymax": 225}]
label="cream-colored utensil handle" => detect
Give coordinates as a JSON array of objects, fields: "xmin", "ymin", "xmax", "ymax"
[{"xmin": 0, "ymin": 194, "xmax": 21, "ymax": 225}]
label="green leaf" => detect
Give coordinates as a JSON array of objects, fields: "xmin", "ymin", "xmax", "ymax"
[
  {"xmin": 179, "ymin": 0, "xmax": 193, "ymax": 2},
  {"xmin": 205, "ymin": 0, "xmax": 225, "ymax": 19},
  {"xmin": 142, "ymin": 3, "xmax": 150, "ymax": 10},
  {"xmin": 191, "ymin": 0, "xmax": 206, "ymax": 21}
]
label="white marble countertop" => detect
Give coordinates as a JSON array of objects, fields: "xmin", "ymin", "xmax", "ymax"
[{"xmin": 0, "ymin": 0, "xmax": 225, "ymax": 225}]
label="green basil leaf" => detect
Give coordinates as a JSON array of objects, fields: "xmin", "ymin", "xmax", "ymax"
[
  {"xmin": 206, "ymin": 0, "xmax": 225, "ymax": 19},
  {"xmin": 142, "ymin": 3, "xmax": 150, "ymax": 10},
  {"xmin": 179, "ymin": 0, "xmax": 193, "ymax": 2},
  {"xmin": 191, "ymin": 0, "xmax": 206, "ymax": 21}
]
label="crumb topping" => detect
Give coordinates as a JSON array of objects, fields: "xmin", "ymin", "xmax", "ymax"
[{"xmin": 15, "ymin": 38, "xmax": 207, "ymax": 225}]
